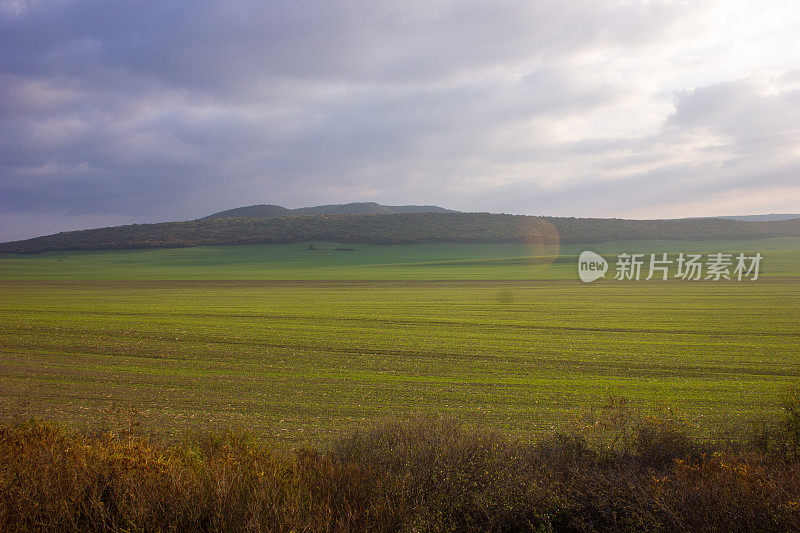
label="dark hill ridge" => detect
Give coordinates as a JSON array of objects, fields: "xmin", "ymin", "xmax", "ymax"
[
  {"xmin": 202, "ymin": 202, "xmax": 458, "ymax": 219},
  {"xmin": 203, "ymin": 205, "xmax": 293, "ymax": 219},
  {"xmin": 2, "ymin": 212, "xmax": 800, "ymax": 254},
  {"xmin": 295, "ymin": 202, "xmax": 458, "ymax": 215},
  {"xmin": 703, "ymin": 214, "xmax": 800, "ymax": 222}
]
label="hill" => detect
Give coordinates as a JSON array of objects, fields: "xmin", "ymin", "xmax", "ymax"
[
  {"xmin": 2, "ymin": 212, "xmax": 800, "ymax": 254},
  {"xmin": 202, "ymin": 204, "xmax": 293, "ymax": 219},
  {"xmin": 202, "ymin": 202, "xmax": 457, "ymax": 219},
  {"xmin": 674, "ymin": 214, "xmax": 800, "ymax": 222},
  {"xmin": 294, "ymin": 202, "xmax": 458, "ymax": 215},
  {"xmin": 713, "ymin": 214, "xmax": 800, "ymax": 222}
]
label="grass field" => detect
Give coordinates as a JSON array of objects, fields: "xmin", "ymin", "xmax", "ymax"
[
  {"xmin": 1, "ymin": 238, "xmax": 799, "ymax": 447},
  {"xmin": 2, "ymin": 237, "xmax": 799, "ymax": 280}
]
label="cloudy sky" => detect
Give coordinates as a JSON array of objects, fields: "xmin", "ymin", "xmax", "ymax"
[{"xmin": 2, "ymin": 0, "xmax": 799, "ymax": 241}]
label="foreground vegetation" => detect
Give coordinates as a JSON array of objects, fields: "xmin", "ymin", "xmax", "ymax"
[{"xmin": 2, "ymin": 402, "xmax": 800, "ymax": 532}]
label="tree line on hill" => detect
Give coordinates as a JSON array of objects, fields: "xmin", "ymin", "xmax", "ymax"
[
  {"xmin": 201, "ymin": 202, "xmax": 458, "ymax": 219},
  {"xmin": 1, "ymin": 212, "xmax": 799, "ymax": 254}
]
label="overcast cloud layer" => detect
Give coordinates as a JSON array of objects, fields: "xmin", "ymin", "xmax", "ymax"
[{"xmin": 2, "ymin": 0, "xmax": 799, "ymax": 241}]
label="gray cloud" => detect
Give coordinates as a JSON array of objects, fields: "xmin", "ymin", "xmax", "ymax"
[
  {"xmin": 1, "ymin": 0, "xmax": 799, "ymax": 241},
  {"xmin": 668, "ymin": 80, "xmax": 800, "ymax": 155}
]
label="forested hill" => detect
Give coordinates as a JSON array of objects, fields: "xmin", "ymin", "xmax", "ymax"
[
  {"xmin": 2, "ymin": 213, "xmax": 800, "ymax": 254},
  {"xmin": 202, "ymin": 202, "xmax": 457, "ymax": 219}
]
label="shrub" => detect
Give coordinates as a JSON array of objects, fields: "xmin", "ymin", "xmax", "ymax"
[
  {"xmin": 783, "ymin": 384, "xmax": 800, "ymax": 459},
  {"xmin": 634, "ymin": 417, "xmax": 706, "ymax": 470},
  {"xmin": 2, "ymin": 409, "xmax": 799, "ymax": 531}
]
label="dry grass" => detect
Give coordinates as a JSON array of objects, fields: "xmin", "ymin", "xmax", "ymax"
[{"xmin": 2, "ymin": 402, "xmax": 800, "ymax": 532}]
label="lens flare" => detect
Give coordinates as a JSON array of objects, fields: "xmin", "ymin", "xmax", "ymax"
[{"xmin": 516, "ymin": 217, "xmax": 560, "ymax": 267}]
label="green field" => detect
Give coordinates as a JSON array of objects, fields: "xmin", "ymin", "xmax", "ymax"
[
  {"xmin": 2, "ymin": 237, "xmax": 800, "ymax": 280},
  {"xmin": 1, "ymin": 238, "xmax": 799, "ymax": 446}
]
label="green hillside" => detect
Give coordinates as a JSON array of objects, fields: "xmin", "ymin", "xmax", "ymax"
[{"xmin": 3, "ymin": 212, "xmax": 800, "ymax": 254}]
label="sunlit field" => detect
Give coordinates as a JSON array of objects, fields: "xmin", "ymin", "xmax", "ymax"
[{"xmin": 2, "ymin": 238, "xmax": 798, "ymax": 447}]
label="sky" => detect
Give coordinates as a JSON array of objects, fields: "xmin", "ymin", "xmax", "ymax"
[{"xmin": 2, "ymin": 0, "xmax": 799, "ymax": 242}]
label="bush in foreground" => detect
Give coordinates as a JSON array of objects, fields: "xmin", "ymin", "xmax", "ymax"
[{"xmin": 1, "ymin": 412, "xmax": 799, "ymax": 532}]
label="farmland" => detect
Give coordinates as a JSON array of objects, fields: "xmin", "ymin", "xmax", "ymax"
[{"xmin": 1, "ymin": 238, "xmax": 799, "ymax": 447}]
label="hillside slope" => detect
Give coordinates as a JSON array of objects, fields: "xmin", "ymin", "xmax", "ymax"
[
  {"xmin": 202, "ymin": 202, "xmax": 458, "ymax": 219},
  {"xmin": 202, "ymin": 205, "xmax": 293, "ymax": 219},
  {"xmin": 713, "ymin": 214, "xmax": 800, "ymax": 222},
  {"xmin": 293, "ymin": 202, "xmax": 458, "ymax": 215},
  {"xmin": 2, "ymin": 213, "xmax": 800, "ymax": 254}
]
